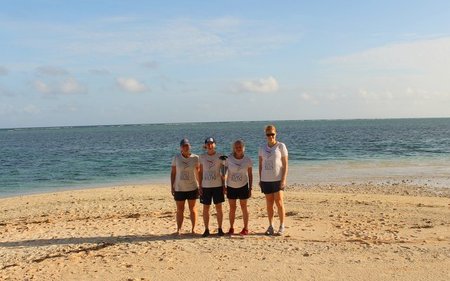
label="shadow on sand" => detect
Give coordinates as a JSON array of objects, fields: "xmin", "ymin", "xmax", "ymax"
[{"xmin": 0, "ymin": 233, "xmax": 203, "ymax": 248}]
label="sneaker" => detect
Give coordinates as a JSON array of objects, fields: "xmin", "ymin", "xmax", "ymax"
[
  {"xmin": 228, "ymin": 228, "xmax": 235, "ymax": 235},
  {"xmin": 218, "ymin": 228, "xmax": 225, "ymax": 236},
  {"xmin": 239, "ymin": 228, "xmax": 249, "ymax": 235},
  {"xmin": 276, "ymin": 226, "xmax": 285, "ymax": 236},
  {"xmin": 265, "ymin": 225, "xmax": 274, "ymax": 236},
  {"xmin": 202, "ymin": 229, "xmax": 210, "ymax": 237}
]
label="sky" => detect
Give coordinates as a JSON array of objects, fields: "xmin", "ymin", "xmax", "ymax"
[{"xmin": 1, "ymin": 0, "xmax": 450, "ymax": 128}]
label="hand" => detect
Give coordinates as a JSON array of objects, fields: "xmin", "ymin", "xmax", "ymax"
[
  {"xmin": 171, "ymin": 187, "xmax": 175, "ymax": 196},
  {"xmin": 198, "ymin": 186, "xmax": 203, "ymax": 196},
  {"xmin": 249, "ymin": 187, "xmax": 252, "ymax": 198},
  {"xmin": 223, "ymin": 185, "xmax": 227, "ymax": 195},
  {"xmin": 280, "ymin": 180, "xmax": 286, "ymax": 190}
]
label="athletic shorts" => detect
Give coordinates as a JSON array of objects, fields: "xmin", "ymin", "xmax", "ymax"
[
  {"xmin": 174, "ymin": 190, "xmax": 198, "ymax": 201},
  {"xmin": 227, "ymin": 184, "xmax": 250, "ymax": 200},
  {"xmin": 260, "ymin": 181, "xmax": 282, "ymax": 194},
  {"xmin": 200, "ymin": 186, "xmax": 225, "ymax": 205}
]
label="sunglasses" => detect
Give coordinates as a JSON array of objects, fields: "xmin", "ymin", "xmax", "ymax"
[{"xmin": 266, "ymin": 133, "xmax": 275, "ymax": 137}]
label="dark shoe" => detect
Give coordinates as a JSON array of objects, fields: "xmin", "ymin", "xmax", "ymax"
[
  {"xmin": 202, "ymin": 229, "xmax": 210, "ymax": 237},
  {"xmin": 228, "ymin": 228, "xmax": 235, "ymax": 235},
  {"xmin": 218, "ymin": 228, "xmax": 225, "ymax": 236},
  {"xmin": 265, "ymin": 225, "xmax": 274, "ymax": 236}
]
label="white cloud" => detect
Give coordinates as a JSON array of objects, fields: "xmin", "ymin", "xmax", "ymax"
[
  {"xmin": 0, "ymin": 66, "xmax": 8, "ymax": 75},
  {"xmin": 23, "ymin": 104, "xmax": 40, "ymax": 114},
  {"xmin": 320, "ymin": 37, "xmax": 450, "ymax": 108},
  {"xmin": 116, "ymin": 77, "xmax": 149, "ymax": 93},
  {"xmin": 10, "ymin": 16, "xmax": 295, "ymax": 63},
  {"xmin": 36, "ymin": 66, "xmax": 69, "ymax": 76},
  {"xmin": 357, "ymin": 89, "xmax": 394, "ymax": 101},
  {"xmin": 89, "ymin": 68, "xmax": 111, "ymax": 75},
  {"xmin": 0, "ymin": 86, "xmax": 15, "ymax": 96},
  {"xmin": 34, "ymin": 78, "xmax": 87, "ymax": 95},
  {"xmin": 60, "ymin": 78, "xmax": 87, "ymax": 94},
  {"xmin": 205, "ymin": 16, "xmax": 242, "ymax": 30},
  {"xmin": 324, "ymin": 37, "xmax": 450, "ymax": 73},
  {"xmin": 239, "ymin": 76, "xmax": 279, "ymax": 93},
  {"xmin": 0, "ymin": 104, "xmax": 14, "ymax": 115},
  {"xmin": 141, "ymin": 61, "xmax": 159, "ymax": 69},
  {"xmin": 34, "ymin": 80, "xmax": 51, "ymax": 94},
  {"xmin": 300, "ymin": 93, "xmax": 320, "ymax": 104}
]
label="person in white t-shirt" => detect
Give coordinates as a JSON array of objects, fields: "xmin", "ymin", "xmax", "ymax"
[
  {"xmin": 170, "ymin": 138, "xmax": 200, "ymax": 235},
  {"xmin": 224, "ymin": 140, "xmax": 253, "ymax": 235},
  {"xmin": 258, "ymin": 125, "xmax": 288, "ymax": 236},
  {"xmin": 199, "ymin": 137, "xmax": 225, "ymax": 237}
]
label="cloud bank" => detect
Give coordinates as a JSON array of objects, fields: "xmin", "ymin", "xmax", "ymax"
[
  {"xmin": 320, "ymin": 37, "xmax": 450, "ymax": 104},
  {"xmin": 34, "ymin": 78, "xmax": 87, "ymax": 95}
]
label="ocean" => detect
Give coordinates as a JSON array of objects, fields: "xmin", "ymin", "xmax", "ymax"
[{"xmin": 1, "ymin": 118, "xmax": 449, "ymax": 197}]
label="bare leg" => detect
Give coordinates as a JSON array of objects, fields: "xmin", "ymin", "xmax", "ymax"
[
  {"xmin": 203, "ymin": 204, "xmax": 210, "ymax": 230},
  {"xmin": 274, "ymin": 191, "xmax": 285, "ymax": 226},
  {"xmin": 228, "ymin": 199, "xmax": 237, "ymax": 229},
  {"xmin": 265, "ymin": 194, "xmax": 275, "ymax": 226},
  {"xmin": 175, "ymin": 200, "xmax": 185, "ymax": 234},
  {"xmin": 215, "ymin": 203, "xmax": 223, "ymax": 229},
  {"xmin": 188, "ymin": 199, "xmax": 197, "ymax": 234},
  {"xmin": 240, "ymin": 199, "xmax": 249, "ymax": 230}
]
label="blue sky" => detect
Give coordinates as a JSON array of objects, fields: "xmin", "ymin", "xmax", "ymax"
[{"xmin": 1, "ymin": 0, "xmax": 450, "ymax": 128}]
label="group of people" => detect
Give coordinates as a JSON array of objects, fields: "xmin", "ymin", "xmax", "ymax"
[{"xmin": 170, "ymin": 125, "xmax": 288, "ymax": 237}]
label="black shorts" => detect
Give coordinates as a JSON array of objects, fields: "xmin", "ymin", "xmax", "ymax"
[
  {"xmin": 260, "ymin": 181, "xmax": 282, "ymax": 194},
  {"xmin": 227, "ymin": 184, "xmax": 250, "ymax": 200},
  {"xmin": 174, "ymin": 190, "xmax": 198, "ymax": 201},
  {"xmin": 200, "ymin": 186, "xmax": 225, "ymax": 205}
]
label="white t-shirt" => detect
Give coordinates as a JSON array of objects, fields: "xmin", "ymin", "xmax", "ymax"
[
  {"xmin": 258, "ymin": 142, "xmax": 288, "ymax": 182},
  {"xmin": 225, "ymin": 155, "xmax": 253, "ymax": 188},
  {"xmin": 171, "ymin": 153, "xmax": 199, "ymax": 192},
  {"xmin": 199, "ymin": 152, "xmax": 223, "ymax": 188}
]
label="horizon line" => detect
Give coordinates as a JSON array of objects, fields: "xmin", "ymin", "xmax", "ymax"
[{"xmin": 1, "ymin": 116, "xmax": 449, "ymax": 130}]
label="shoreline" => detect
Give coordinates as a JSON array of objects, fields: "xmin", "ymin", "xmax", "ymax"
[
  {"xmin": 2, "ymin": 157, "xmax": 449, "ymax": 199},
  {"xmin": 1, "ymin": 182, "xmax": 449, "ymax": 280},
  {"xmin": 1, "ymin": 178, "xmax": 449, "ymax": 200}
]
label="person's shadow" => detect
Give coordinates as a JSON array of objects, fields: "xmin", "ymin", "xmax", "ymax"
[{"xmin": 0, "ymin": 233, "xmax": 200, "ymax": 249}]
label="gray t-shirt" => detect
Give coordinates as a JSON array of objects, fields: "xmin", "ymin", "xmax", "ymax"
[
  {"xmin": 199, "ymin": 152, "xmax": 223, "ymax": 188},
  {"xmin": 171, "ymin": 153, "xmax": 199, "ymax": 192}
]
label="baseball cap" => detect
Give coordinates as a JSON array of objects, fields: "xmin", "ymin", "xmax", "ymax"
[
  {"xmin": 204, "ymin": 137, "xmax": 216, "ymax": 144},
  {"xmin": 180, "ymin": 138, "xmax": 190, "ymax": 146}
]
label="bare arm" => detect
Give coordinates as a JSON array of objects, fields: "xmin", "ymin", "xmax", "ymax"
[
  {"xmin": 248, "ymin": 166, "xmax": 253, "ymax": 197},
  {"xmin": 198, "ymin": 164, "xmax": 204, "ymax": 195},
  {"xmin": 195, "ymin": 163, "xmax": 200, "ymax": 183},
  {"xmin": 221, "ymin": 164, "xmax": 227, "ymax": 194},
  {"xmin": 280, "ymin": 155, "xmax": 288, "ymax": 189},
  {"xmin": 258, "ymin": 156, "xmax": 263, "ymax": 187},
  {"xmin": 170, "ymin": 166, "xmax": 176, "ymax": 195},
  {"xmin": 222, "ymin": 164, "xmax": 228, "ymax": 187},
  {"xmin": 248, "ymin": 167, "xmax": 253, "ymax": 188}
]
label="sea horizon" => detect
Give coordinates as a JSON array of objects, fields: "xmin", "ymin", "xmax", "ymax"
[
  {"xmin": 1, "ymin": 118, "xmax": 449, "ymax": 197},
  {"xmin": 1, "ymin": 116, "xmax": 449, "ymax": 131}
]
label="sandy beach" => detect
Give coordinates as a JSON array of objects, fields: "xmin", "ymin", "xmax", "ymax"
[{"xmin": 1, "ymin": 182, "xmax": 449, "ymax": 281}]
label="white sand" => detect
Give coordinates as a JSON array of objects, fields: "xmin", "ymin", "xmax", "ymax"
[{"xmin": 1, "ymin": 183, "xmax": 449, "ymax": 280}]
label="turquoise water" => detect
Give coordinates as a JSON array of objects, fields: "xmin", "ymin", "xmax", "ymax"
[{"xmin": 0, "ymin": 118, "xmax": 449, "ymax": 196}]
